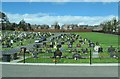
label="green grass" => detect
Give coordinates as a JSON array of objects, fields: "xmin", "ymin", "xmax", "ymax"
[
  {"xmin": 77, "ymin": 32, "xmax": 118, "ymax": 47},
  {"xmin": 19, "ymin": 51, "xmax": 118, "ymax": 63},
  {"xmin": 1, "ymin": 38, "xmax": 36, "ymax": 51},
  {"xmin": 92, "ymin": 58, "xmax": 118, "ymax": 63},
  {"xmin": 20, "ymin": 58, "xmax": 90, "ymax": 63},
  {"xmin": 7, "ymin": 32, "xmax": 119, "ymax": 63},
  {"xmin": 20, "ymin": 57, "xmax": 118, "ymax": 63},
  {"xmin": 0, "ymin": 58, "xmax": 2, "ymax": 62}
]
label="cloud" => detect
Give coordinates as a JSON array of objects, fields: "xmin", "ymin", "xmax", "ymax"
[{"xmin": 6, "ymin": 13, "xmax": 117, "ymax": 26}]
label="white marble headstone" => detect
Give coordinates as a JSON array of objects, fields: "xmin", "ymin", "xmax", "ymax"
[{"xmin": 92, "ymin": 52, "xmax": 99, "ymax": 58}]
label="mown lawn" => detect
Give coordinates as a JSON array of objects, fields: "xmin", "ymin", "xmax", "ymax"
[
  {"xmin": 20, "ymin": 56, "xmax": 118, "ymax": 63},
  {"xmin": 77, "ymin": 32, "xmax": 118, "ymax": 47}
]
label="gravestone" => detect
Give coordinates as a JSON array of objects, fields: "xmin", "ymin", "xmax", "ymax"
[
  {"xmin": 13, "ymin": 53, "xmax": 18, "ymax": 60},
  {"xmin": 33, "ymin": 51, "xmax": 38, "ymax": 58},
  {"xmin": 57, "ymin": 44, "xmax": 61, "ymax": 48},
  {"xmin": 43, "ymin": 42, "xmax": 46, "ymax": 46},
  {"xmin": 89, "ymin": 42, "xmax": 95, "ymax": 47},
  {"xmin": 50, "ymin": 45, "xmax": 54, "ymax": 48},
  {"xmin": 79, "ymin": 39, "xmax": 83, "ymax": 43},
  {"xmin": 2, "ymin": 54, "xmax": 11, "ymax": 62},
  {"xmin": 54, "ymin": 49, "xmax": 62, "ymax": 58},
  {"xmin": 47, "ymin": 48, "xmax": 52, "ymax": 53},
  {"xmin": 61, "ymin": 41, "xmax": 64, "ymax": 44},
  {"xmin": 98, "ymin": 47, "xmax": 103, "ymax": 53},
  {"xmin": 92, "ymin": 52, "xmax": 99, "ymax": 58},
  {"xmin": 81, "ymin": 48, "xmax": 88, "ymax": 54},
  {"xmin": 76, "ymin": 44, "xmax": 81, "ymax": 47},
  {"xmin": 72, "ymin": 53, "xmax": 81, "ymax": 60},
  {"xmin": 92, "ymin": 46, "xmax": 100, "ymax": 58},
  {"xmin": 68, "ymin": 44, "xmax": 72, "ymax": 48},
  {"xmin": 108, "ymin": 46, "xmax": 115, "ymax": 58}
]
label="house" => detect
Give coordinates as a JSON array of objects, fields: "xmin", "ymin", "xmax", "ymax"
[
  {"xmin": 50, "ymin": 22, "xmax": 60, "ymax": 29},
  {"xmin": 92, "ymin": 26, "xmax": 103, "ymax": 32}
]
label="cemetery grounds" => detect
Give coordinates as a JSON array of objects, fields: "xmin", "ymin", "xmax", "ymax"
[{"xmin": 0, "ymin": 31, "xmax": 119, "ymax": 63}]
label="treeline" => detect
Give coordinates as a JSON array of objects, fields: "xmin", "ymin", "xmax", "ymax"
[
  {"xmin": 0, "ymin": 12, "xmax": 33, "ymax": 31},
  {"xmin": 0, "ymin": 12, "xmax": 119, "ymax": 34},
  {"xmin": 100, "ymin": 17, "xmax": 119, "ymax": 34}
]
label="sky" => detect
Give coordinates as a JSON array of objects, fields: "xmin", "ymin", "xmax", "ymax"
[{"xmin": 2, "ymin": 2, "xmax": 118, "ymax": 26}]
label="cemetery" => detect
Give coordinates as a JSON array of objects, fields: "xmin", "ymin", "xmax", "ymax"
[
  {"xmin": 0, "ymin": 2, "xmax": 119, "ymax": 78},
  {"xmin": 0, "ymin": 31, "xmax": 119, "ymax": 63}
]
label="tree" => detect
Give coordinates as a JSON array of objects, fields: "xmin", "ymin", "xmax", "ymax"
[
  {"xmin": 27, "ymin": 23, "xmax": 32, "ymax": 30},
  {"xmin": 0, "ymin": 12, "xmax": 34, "ymax": 31},
  {"xmin": 72, "ymin": 24, "xmax": 78, "ymax": 29},
  {"xmin": 100, "ymin": 17, "xmax": 119, "ymax": 33},
  {"xmin": 0, "ymin": 12, "xmax": 11, "ymax": 30},
  {"xmin": 0, "ymin": 12, "xmax": 8, "ymax": 22},
  {"xmin": 112, "ymin": 17, "xmax": 118, "ymax": 33},
  {"xmin": 101, "ymin": 23, "xmax": 107, "ymax": 32},
  {"xmin": 18, "ymin": 19, "xmax": 27, "ymax": 31},
  {"xmin": 44, "ymin": 24, "xmax": 49, "ymax": 29},
  {"xmin": 9, "ymin": 23, "xmax": 17, "ymax": 30},
  {"xmin": 54, "ymin": 22, "xmax": 60, "ymax": 29}
]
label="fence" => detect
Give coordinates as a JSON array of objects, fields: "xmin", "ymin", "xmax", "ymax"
[{"xmin": 2, "ymin": 45, "xmax": 118, "ymax": 64}]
